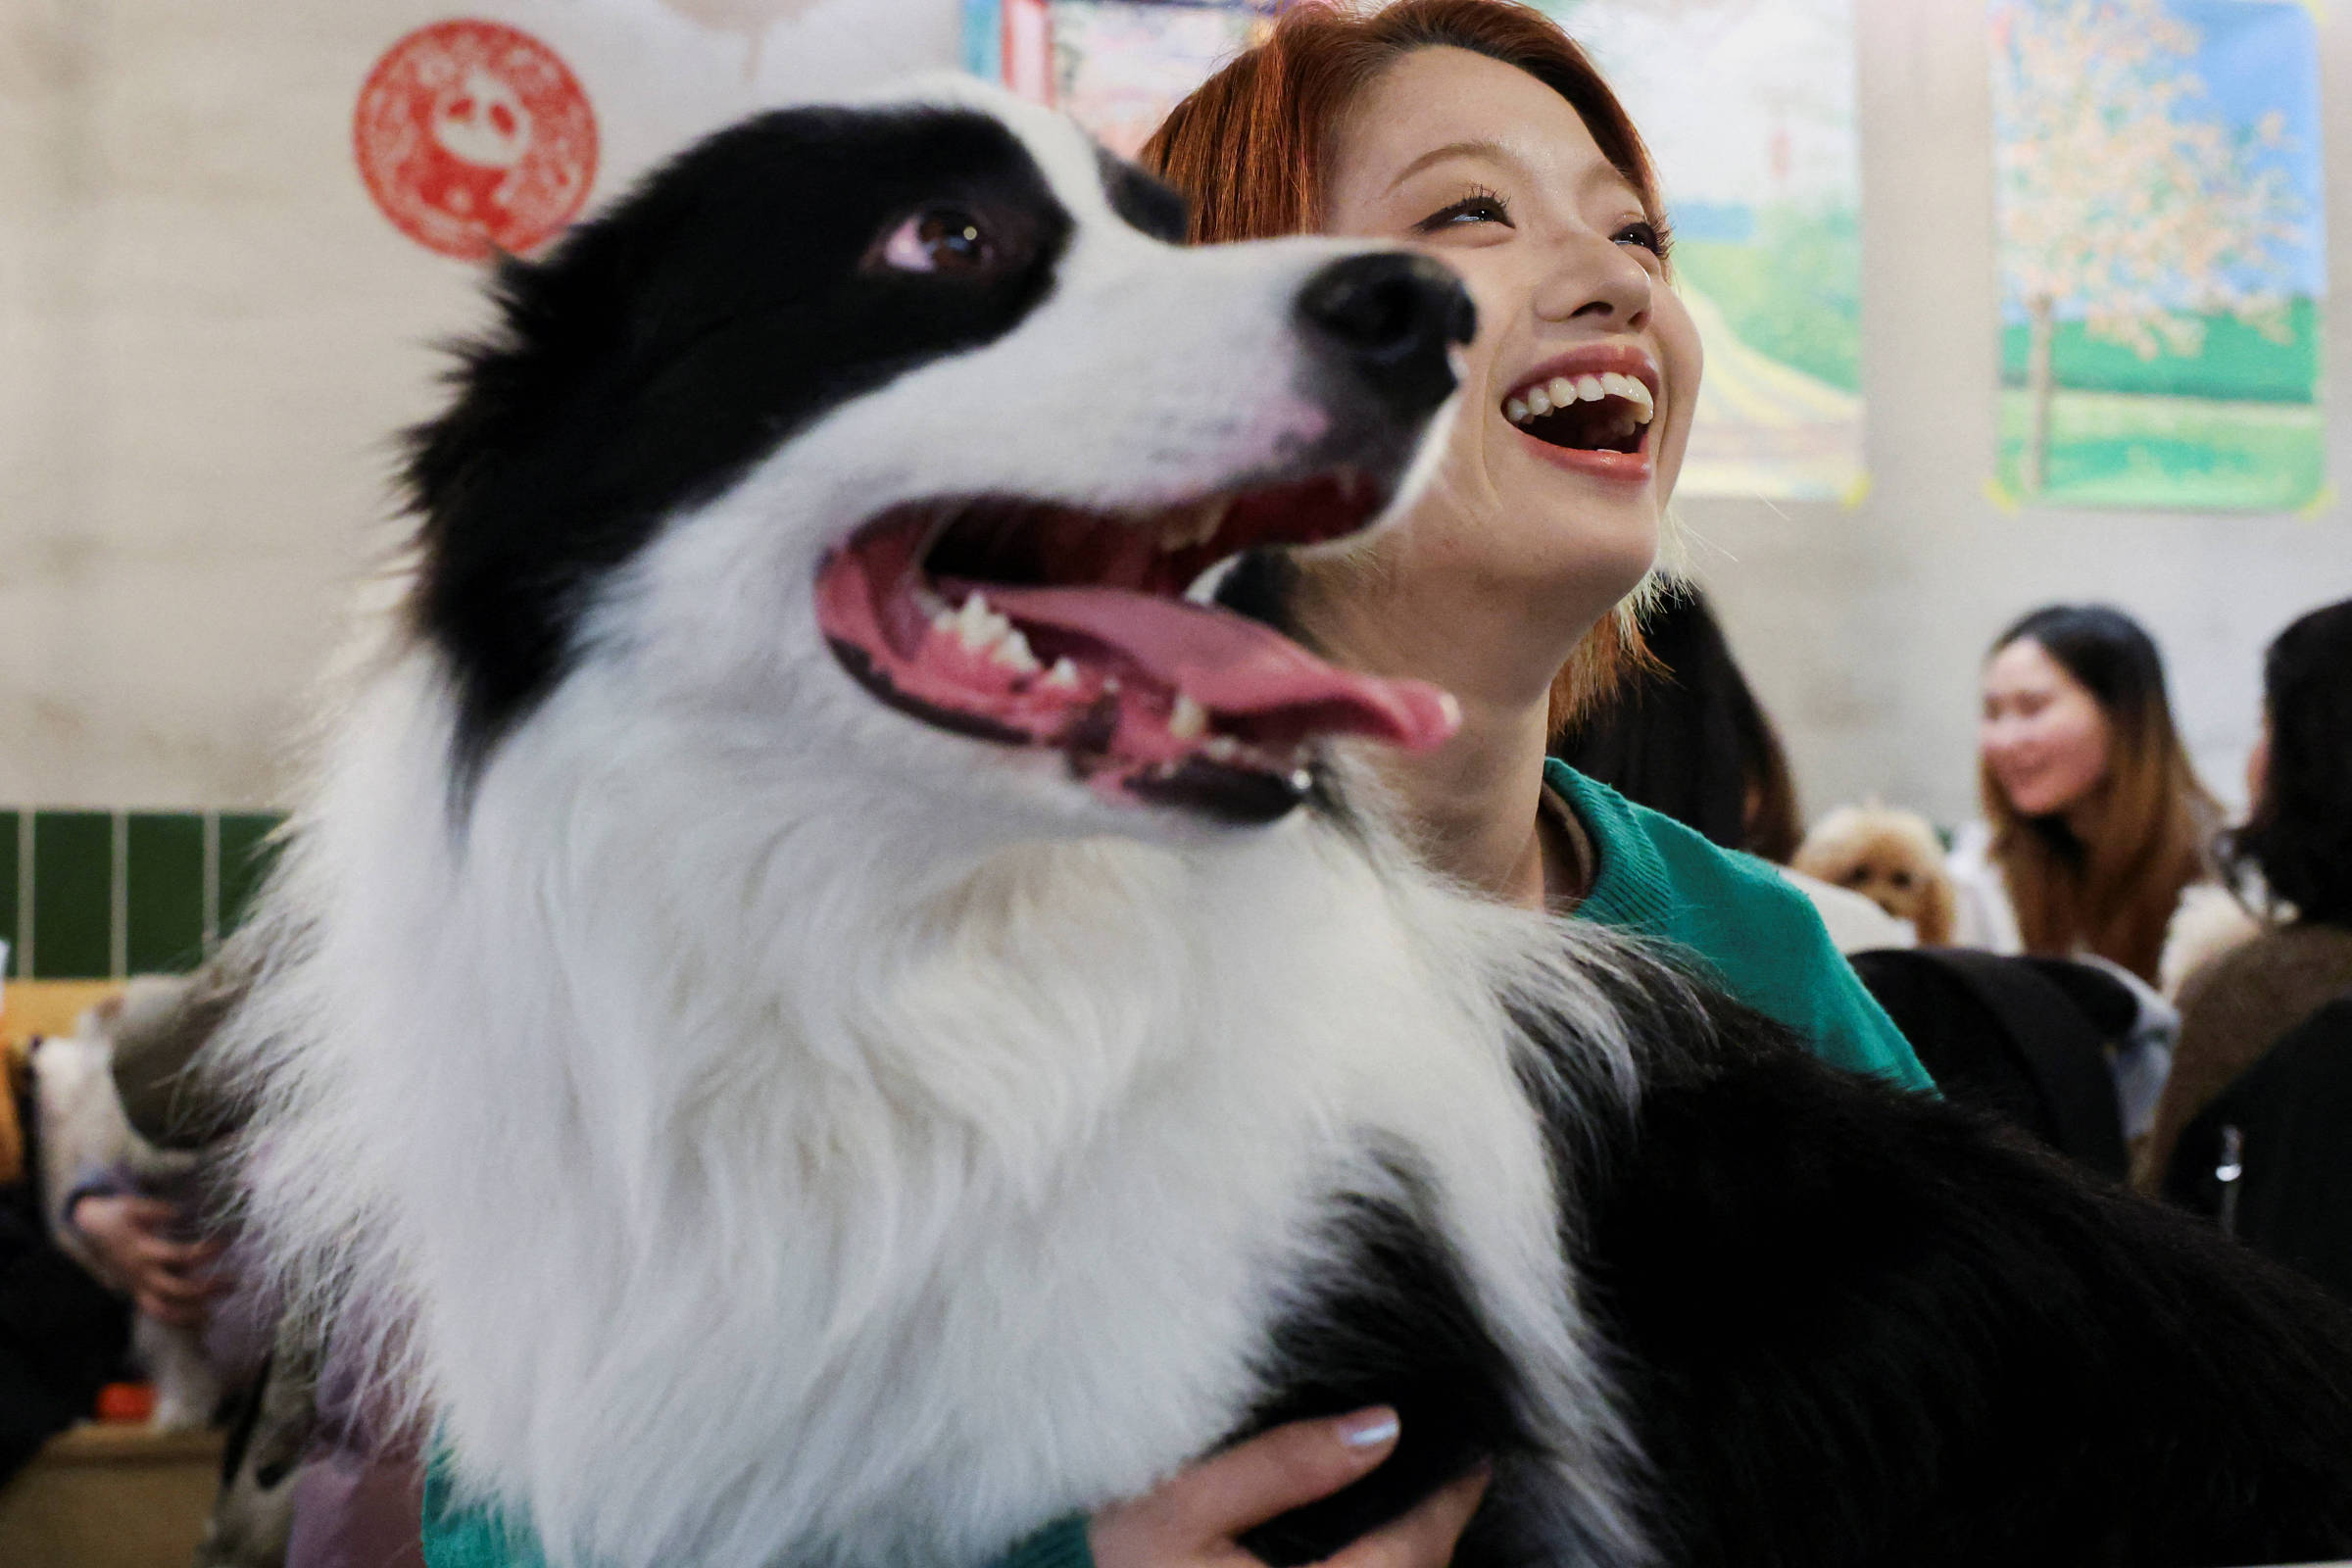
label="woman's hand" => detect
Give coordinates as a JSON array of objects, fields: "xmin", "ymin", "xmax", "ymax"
[
  {"xmin": 69, "ymin": 1194, "xmax": 226, "ymax": 1328},
  {"xmin": 1091, "ymin": 1408, "xmax": 1489, "ymax": 1568}
]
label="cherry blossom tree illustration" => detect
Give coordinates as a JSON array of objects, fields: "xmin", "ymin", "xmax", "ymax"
[{"xmin": 1991, "ymin": 0, "xmax": 2304, "ymax": 493}]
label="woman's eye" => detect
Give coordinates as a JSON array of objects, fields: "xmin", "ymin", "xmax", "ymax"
[
  {"xmin": 1414, "ymin": 193, "xmax": 1512, "ymax": 233},
  {"xmin": 877, "ymin": 209, "xmax": 995, "ymax": 273},
  {"xmin": 1613, "ymin": 220, "xmax": 1669, "ymax": 258}
]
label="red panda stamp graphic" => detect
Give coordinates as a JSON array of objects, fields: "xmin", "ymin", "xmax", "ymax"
[{"xmin": 354, "ymin": 21, "xmax": 599, "ymax": 262}]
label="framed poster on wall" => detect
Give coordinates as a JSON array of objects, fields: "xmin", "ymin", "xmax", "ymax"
[{"xmin": 1990, "ymin": 0, "xmax": 2327, "ymax": 512}]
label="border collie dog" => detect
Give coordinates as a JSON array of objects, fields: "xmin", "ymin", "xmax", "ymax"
[{"xmin": 226, "ymin": 80, "xmax": 2352, "ymax": 1568}]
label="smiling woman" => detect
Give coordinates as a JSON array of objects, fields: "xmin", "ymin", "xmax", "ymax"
[
  {"xmin": 1949, "ymin": 603, "xmax": 2220, "ymax": 983},
  {"xmin": 1132, "ymin": 0, "xmax": 1919, "ymax": 1070}
]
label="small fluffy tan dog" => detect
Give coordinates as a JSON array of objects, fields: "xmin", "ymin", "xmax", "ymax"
[{"xmin": 1795, "ymin": 805, "xmax": 1957, "ymax": 948}]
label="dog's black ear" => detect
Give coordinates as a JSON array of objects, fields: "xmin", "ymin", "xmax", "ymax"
[
  {"xmin": 1096, "ymin": 147, "xmax": 1189, "ymax": 244},
  {"xmin": 397, "ymin": 222, "xmax": 655, "ymax": 800}
]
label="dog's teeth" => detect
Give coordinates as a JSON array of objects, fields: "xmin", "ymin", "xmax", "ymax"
[
  {"xmin": 1042, "ymin": 657, "xmax": 1080, "ymax": 691},
  {"xmin": 956, "ymin": 593, "xmax": 1011, "ymax": 653},
  {"xmin": 1185, "ymin": 554, "xmax": 1243, "ymax": 606},
  {"xmin": 1168, "ymin": 692, "xmax": 1208, "ymax": 741},
  {"xmin": 1525, "ymin": 384, "xmax": 1552, "ymax": 416},
  {"xmin": 990, "ymin": 627, "xmax": 1040, "ymax": 673},
  {"xmin": 1504, "ymin": 397, "xmax": 1529, "ymax": 424},
  {"xmin": 1164, "ymin": 498, "xmax": 1230, "ymax": 553},
  {"xmin": 930, "ymin": 609, "xmax": 956, "ymax": 635},
  {"xmin": 1204, "ymin": 735, "xmax": 1241, "ymax": 762},
  {"xmin": 955, "ymin": 593, "xmax": 988, "ymax": 641}
]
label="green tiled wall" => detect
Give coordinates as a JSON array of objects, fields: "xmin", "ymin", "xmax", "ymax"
[
  {"xmin": 126, "ymin": 813, "xmax": 206, "ymax": 975},
  {"xmin": 218, "ymin": 813, "xmax": 284, "ymax": 941},
  {"xmin": 32, "ymin": 812, "xmax": 114, "ymax": 981},
  {"xmin": 0, "ymin": 812, "xmax": 18, "ymax": 968},
  {"xmin": 5, "ymin": 809, "xmax": 286, "ymax": 979}
]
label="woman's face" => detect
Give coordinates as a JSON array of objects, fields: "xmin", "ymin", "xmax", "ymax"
[
  {"xmin": 1981, "ymin": 637, "xmax": 2113, "ymax": 819},
  {"xmin": 1316, "ymin": 46, "xmax": 1702, "ymax": 647}
]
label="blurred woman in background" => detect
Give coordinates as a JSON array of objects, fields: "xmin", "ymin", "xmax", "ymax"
[
  {"xmin": 2142, "ymin": 597, "xmax": 2352, "ymax": 1188},
  {"xmin": 1950, "ymin": 604, "xmax": 2217, "ymax": 984}
]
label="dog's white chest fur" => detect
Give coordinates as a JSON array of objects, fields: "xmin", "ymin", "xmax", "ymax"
[{"xmin": 242, "ymin": 657, "xmax": 1593, "ymax": 1568}]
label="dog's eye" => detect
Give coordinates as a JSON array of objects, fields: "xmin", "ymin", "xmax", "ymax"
[
  {"xmin": 877, "ymin": 209, "xmax": 995, "ymax": 274},
  {"xmin": 1890, "ymin": 870, "xmax": 1914, "ymax": 889}
]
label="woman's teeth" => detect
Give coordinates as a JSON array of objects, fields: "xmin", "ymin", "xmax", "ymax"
[{"xmin": 1503, "ymin": 370, "xmax": 1655, "ymax": 426}]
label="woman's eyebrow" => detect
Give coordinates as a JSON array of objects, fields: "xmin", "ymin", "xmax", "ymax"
[
  {"xmin": 1581, "ymin": 161, "xmax": 1645, "ymax": 208},
  {"xmin": 1384, "ymin": 138, "xmax": 1516, "ymax": 194}
]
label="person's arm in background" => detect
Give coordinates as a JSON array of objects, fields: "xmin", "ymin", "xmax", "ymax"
[
  {"xmin": 66, "ymin": 1186, "xmax": 224, "ymax": 1327},
  {"xmin": 995, "ymin": 1409, "xmax": 1488, "ymax": 1568},
  {"xmin": 56, "ymin": 1151, "xmax": 224, "ymax": 1329}
]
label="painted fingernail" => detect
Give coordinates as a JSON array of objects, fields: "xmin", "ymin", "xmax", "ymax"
[{"xmin": 1339, "ymin": 1409, "xmax": 1400, "ymax": 1448}]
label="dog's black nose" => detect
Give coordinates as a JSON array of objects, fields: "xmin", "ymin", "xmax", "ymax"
[{"xmin": 1296, "ymin": 253, "xmax": 1475, "ymax": 416}]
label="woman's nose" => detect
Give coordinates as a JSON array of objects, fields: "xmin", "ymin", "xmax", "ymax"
[
  {"xmin": 1534, "ymin": 232, "xmax": 1652, "ymax": 328},
  {"xmin": 1982, "ymin": 717, "xmax": 2028, "ymax": 758}
]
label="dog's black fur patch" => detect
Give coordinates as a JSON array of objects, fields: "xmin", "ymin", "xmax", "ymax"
[
  {"xmin": 1233, "ymin": 952, "xmax": 2352, "ymax": 1568},
  {"xmin": 1585, "ymin": 1021, "xmax": 2352, "ymax": 1568},
  {"xmin": 1236, "ymin": 1155, "xmax": 1544, "ymax": 1568},
  {"xmin": 406, "ymin": 107, "xmax": 1087, "ymax": 787}
]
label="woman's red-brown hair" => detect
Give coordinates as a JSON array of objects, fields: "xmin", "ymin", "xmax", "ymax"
[{"xmin": 1138, "ymin": 0, "xmax": 1665, "ymax": 729}]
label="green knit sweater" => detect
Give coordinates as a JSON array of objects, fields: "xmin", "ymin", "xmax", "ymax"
[
  {"xmin": 1542, "ymin": 762, "xmax": 1930, "ymax": 1090},
  {"xmin": 420, "ymin": 763, "xmax": 1930, "ymax": 1568}
]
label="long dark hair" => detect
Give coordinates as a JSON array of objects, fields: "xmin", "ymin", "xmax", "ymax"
[
  {"xmin": 2230, "ymin": 598, "xmax": 2352, "ymax": 926},
  {"xmin": 1552, "ymin": 583, "xmax": 1802, "ymax": 862},
  {"xmin": 1982, "ymin": 604, "xmax": 2215, "ymax": 981}
]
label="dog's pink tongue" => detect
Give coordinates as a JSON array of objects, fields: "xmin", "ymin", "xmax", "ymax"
[{"xmin": 960, "ymin": 582, "xmax": 1458, "ymax": 750}]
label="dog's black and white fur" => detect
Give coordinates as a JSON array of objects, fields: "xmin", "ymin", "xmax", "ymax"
[{"xmin": 223, "ymin": 79, "xmax": 2352, "ymax": 1568}]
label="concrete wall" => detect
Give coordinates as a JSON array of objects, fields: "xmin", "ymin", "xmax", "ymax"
[
  {"xmin": 0, "ymin": 0, "xmax": 958, "ymax": 808},
  {"xmin": 3, "ymin": 0, "xmax": 2346, "ymax": 821}
]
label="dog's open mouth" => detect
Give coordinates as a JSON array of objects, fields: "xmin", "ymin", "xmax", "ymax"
[{"xmin": 813, "ymin": 475, "xmax": 1458, "ymax": 821}]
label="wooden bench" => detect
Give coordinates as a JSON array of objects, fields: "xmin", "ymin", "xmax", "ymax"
[{"xmin": 0, "ymin": 1422, "xmax": 222, "ymax": 1568}]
